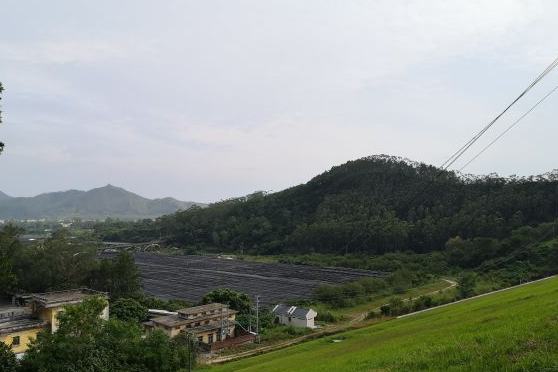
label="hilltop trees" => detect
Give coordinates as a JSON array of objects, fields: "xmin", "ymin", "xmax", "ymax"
[{"xmin": 99, "ymin": 155, "xmax": 558, "ymax": 257}]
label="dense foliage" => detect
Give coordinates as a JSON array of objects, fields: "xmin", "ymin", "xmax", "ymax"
[
  {"xmin": 17, "ymin": 297, "xmax": 196, "ymax": 372},
  {"xmin": 110, "ymin": 297, "xmax": 149, "ymax": 323},
  {"xmin": 0, "ymin": 342, "xmax": 17, "ymax": 372},
  {"xmin": 200, "ymin": 288, "xmax": 252, "ymax": 314},
  {"xmin": 94, "ymin": 156, "xmax": 558, "ymax": 256},
  {"xmin": 0, "ymin": 226, "xmax": 140, "ymax": 299}
]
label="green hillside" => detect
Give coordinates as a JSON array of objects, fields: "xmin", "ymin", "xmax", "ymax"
[
  {"xmin": 141, "ymin": 155, "xmax": 558, "ymax": 255},
  {"xmin": 0, "ymin": 185, "xmax": 203, "ymax": 220},
  {"xmin": 209, "ymin": 276, "xmax": 558, "ymax": 372}
]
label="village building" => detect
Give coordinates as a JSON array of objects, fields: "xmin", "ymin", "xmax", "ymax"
[
  {"xmin": 144, "ymin": 303, "xmax": 254, "ymax": 351},
  {"xmin": 0, "ymin": 289, "xmax": 109, "ymax": 357},
  {"xmin": 272, "ymin": 304, "xmax": 317, "ymax": 329}
]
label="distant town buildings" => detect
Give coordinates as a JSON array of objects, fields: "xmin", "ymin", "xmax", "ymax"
[
  {"xmin": 0, "ymin": 289, "xmax": 109, "ymax": 357},
  {"xmin": 272, "ymin": 304, "xmax": 317, "ymax": 328}
]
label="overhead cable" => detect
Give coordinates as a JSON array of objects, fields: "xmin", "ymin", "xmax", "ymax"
[
  {"xmin": 440, "ymin": 55, "xmax": 558, "ymax": 171},
  {"xmin": 459, "ymin": 82, "xmax": 558, "ymax": 172}
]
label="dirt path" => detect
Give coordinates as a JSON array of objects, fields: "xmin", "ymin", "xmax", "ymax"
[
  {"xmin": 202, "ymin": 278, "xmax": 456, "ymax": 365},
  {"xmin": 397, "ymin": 276, "xmax": 554, "ymax": 319}
]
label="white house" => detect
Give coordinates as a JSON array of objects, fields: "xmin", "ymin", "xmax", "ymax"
[{"xmin": 271, "ymin": 304, "xmax": 317, "ymax": 329}]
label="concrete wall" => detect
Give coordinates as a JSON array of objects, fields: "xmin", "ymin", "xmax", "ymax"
[
  {"xmin": 37, "ymin": 303, "xmax": 109, "ymax": 332},
  {"xmin": 0, "ymin": 327, "xmax": 44, "ymax": 354},
  {"xmin": 277, "ymin": 314, "xmax": 313, "ymax": 328}
]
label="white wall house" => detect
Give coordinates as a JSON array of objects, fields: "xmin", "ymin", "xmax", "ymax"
[{"xmin": 272, "ymin": 304, "xmax": 317, "ymax": 329}]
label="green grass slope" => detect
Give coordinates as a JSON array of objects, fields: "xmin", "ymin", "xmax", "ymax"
[{"xmin": 209, "ymin": 277, "xmax": 558, "ymax": 372}]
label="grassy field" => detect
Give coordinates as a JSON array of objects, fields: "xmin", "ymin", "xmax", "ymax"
[{"xmin": 206, "ymin": 276, "xmax": 558, "ymax": 372}]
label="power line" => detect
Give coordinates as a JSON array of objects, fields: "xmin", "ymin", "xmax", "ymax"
[
  {"xmin": 459, "ymin": 82, "xmax": 558, "ymax": 172},
  {"xmin": 343, "ymin": 55, "xmax": 558, "ymax": 254},
  {"xmin": 441, "ymin": 55, "xmax": 558, "ymax": 171}
]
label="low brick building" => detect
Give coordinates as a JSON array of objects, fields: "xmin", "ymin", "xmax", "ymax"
[{"xmin": 144, "ymin": 303, "xmax": 253, "ymax": 349}]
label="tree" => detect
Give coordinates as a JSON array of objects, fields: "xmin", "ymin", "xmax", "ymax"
[
  {"xmin": 109, "ymin": 252, "xmax": 141, "ymax": 298},
  {"xmin": 19, "ymin": 297, "xmax": 112, "ymax": 372},
  {"xmin": 0, "ymin": 342, "xmax": 18, "ymax": 372},
  {"xmin": 0, "ymin": 225, "xmax": 24, "ymax": 293},
  {"xmin": 457, "ymin": 272, "xmax": 477, "ymax": 299},
  {"xmin": 20, "ymin": 297, "xmax": 191, "ymax": 372},
  {"xmin": 138, "ymin": 330, "xmax": 193, "ymax": 372},
  {"xmin": 10, "ymin": 230, "xmax": 98, "ymax": 293},
  {"xmin": 200, "ymin": 288, "xmax": 252, "ymax": 314},
  {"xmin": 90, "ymin": 252, "xmax": 141, "ymax": 299},
  {"xmin": 111, "ymin": 297, "xmax": 148, "ymax": 323}
]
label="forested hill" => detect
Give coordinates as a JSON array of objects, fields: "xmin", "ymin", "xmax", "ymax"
[
  {"xmin": 0, "ymin": 184, "xmax": 203, "ymax": 220},
  {"xmin": 97, "ymin": 155, "xmax": 558, "ymax": 254}
]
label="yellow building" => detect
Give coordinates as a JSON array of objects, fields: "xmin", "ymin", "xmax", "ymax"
[
  {"xmin": 30, "ymin": 289, "xmax": 109, "ymax": 332},
  {"xmin": 0, "ymin": 310, "xmax": 47, "ymax": 356},
  {"xmin": 0, "ymin": 289, "xmax": 109, "ymax": 357},
  {"xmin": 145, "ymin": 303, "xmax": 237, "ymax": 345}
]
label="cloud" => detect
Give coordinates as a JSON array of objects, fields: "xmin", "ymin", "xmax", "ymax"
[
  {"xmin": 1, "ymin": 40, "xmax": 126, "ymax": 64},
  {"xmin": 1, "ymin": 0, "xmax": 558, "ymax": 201}
]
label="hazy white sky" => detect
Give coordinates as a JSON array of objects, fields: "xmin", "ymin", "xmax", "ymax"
[{"xmin": 1, "ymin": 0, "xmax": 557, "ymax": 202}]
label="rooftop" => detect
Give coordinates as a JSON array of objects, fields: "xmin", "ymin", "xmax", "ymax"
[
  {"xmin": 0, "ymin": 307, "xmax": 27, "ymax": 320},
  {"xmin": 0, "ymin": 316, "xmax": 47, "ymax": 335},
  {"xmin": 152, "ymin": 310, "xmax": 236, "ymax": 328},
  {"xmin": 31, "ymin": 288, "xmax": 108, "ymax": 308},
  {"xmin": 186, "ymin": 322, "xmax": 223, "ymax": 334},
  {"xmin": 150, "ymin": 303, "xmax": 236, "ymax": 328},
  {"xmin": 177, "ymin": 303, "xmax": 230, "ymax": 316},
  {"xmin": 151, "ymin": 314, "xmax": 189, "ymax": 327},
  {"xmin": 272, "ymin": 304, "xmax": 316, "ymax": 319}
]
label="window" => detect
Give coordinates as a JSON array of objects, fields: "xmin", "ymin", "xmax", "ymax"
[
  {"xmin": 208, "ymin": 334, "xmax": 213, "ymax": 344},
  {"xmin": 12, "ymin": 336, "xmax": 20, "ymax": 346},
  {"xmin": 216, "ymin": 332, "xmax": 222, "ymax": 342},
  {"xmin": 288, "ymin": 317, "xmax": 292, "ymax": 322},
  {"xmin": 197, "ymin": 336, "xmax": 203, "ymax": 343}
]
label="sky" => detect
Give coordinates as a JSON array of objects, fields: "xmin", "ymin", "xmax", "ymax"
[{"xmin": 1, "ymin": 0, "xmax": 558, "ymax": 203}]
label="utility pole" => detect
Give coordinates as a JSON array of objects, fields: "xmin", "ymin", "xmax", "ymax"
[
  {"xmin": 255, "ymin": 295, "xmax": 260, "ymax": 344},
  {"xmin": 249, "ymin": 305, "xmax": 252, "ymax": 333},
  {"xmin": 225, "ymin": 303, "xmax": 229, "ymax": 338},
  {"xmin": 187, "ymin": 333, "xmax": 191, "ymax": 372}
]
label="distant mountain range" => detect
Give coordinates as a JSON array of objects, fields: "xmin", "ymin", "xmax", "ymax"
[{"xmin": 0, "ymin": 185, "xmax": 204, "ymax": 220}]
